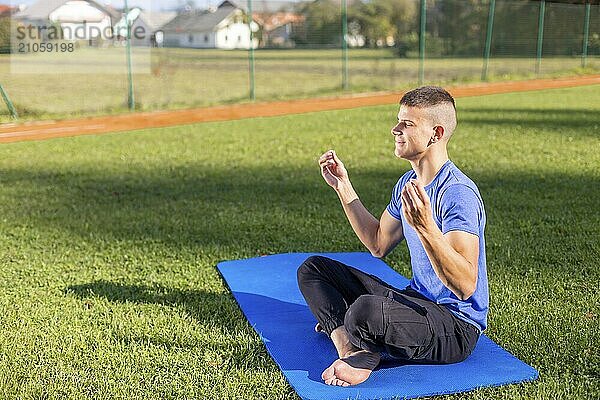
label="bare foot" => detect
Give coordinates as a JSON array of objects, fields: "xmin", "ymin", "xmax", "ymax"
[
  {"xmin": 321, "ymin": 350, "xmax": 381, "ymax": 386},
  {"xmin": 329, "ymin": 326, "xmax": 356, "ymax": 358}
]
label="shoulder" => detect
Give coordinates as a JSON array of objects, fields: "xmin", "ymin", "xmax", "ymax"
[
  {"xmin": 440, "ymin": 183, "xmax": 483, "ymax": 209},
  {"xmin": 437, "ymin": 164, "xmax": 485, "ymax": 220},
  {"xmin": 440, "ymin": 163, "xmax": 483, "ymax": 202}
]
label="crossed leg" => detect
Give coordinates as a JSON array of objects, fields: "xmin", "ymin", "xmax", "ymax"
[
  {"xmin": 297, "ymin": 256, "xmax": 387, "ymax": 386},
  {"xmin": 298, "ymin": 255, "xmax": 480, "ymax": 387},
  {"xmin": 320, "ymin": 325, "xmax": 381, "ymax": 386}
]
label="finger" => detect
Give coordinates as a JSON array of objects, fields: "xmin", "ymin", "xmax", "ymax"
[
  {"xmin": 321, "ymin": 163, "xmax": 337, "ymax": 176},
  {"xmin": 325, "ymin": 166, "xmax": 338, "ymax": 178},
  {"xmin": 319, "ymin": 155, "xmax": 336, "ymax": 167},
  {"xmin": 331, "ymin": 150, "xmax": 343, "ymax": 165},
  {"xmin": 401, "ymin": 187, "xmax": 413, "ymax": 212},
  {"xmin": 400, "ymin": 191, "xmax": 409, "ymax": 214},
  {"xmin": 318, "ymin": 153, "xmax": 333, "ymax": 164},
  {"xmin": 319, "ymin": 158, "xmax": 333, "ymax": 169},
  {"xmin": 406, "ymin": 180, "xmax": 424, "ymax": 208},
  {"xmin": 319, "ymin": 149, "xmax": 334, "ymax": 160},
  {"xmin": 413, "ymin": 179, "xmax": 431, "ymax": 206}
]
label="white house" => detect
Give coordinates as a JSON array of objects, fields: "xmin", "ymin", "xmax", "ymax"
[
  {"xmin": 14, "ymin": 0, "xmax": 120, "ymax": 42},
  {"xmin": 130, "ymin": 10, "xmax": 177, "ymax": 47},
  {"xmin": 162, "ymin": 2, "xmax": 258, "ymax": 49}
]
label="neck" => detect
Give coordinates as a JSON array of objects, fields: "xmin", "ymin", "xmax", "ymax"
[{"xmin": 408, "ymin": 147, "xmax": 449, "ymax": 186}]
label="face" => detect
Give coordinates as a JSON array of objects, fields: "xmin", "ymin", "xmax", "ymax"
[{"xmin": 390, "ymin": 105, "xmax": 435, "ymax": 160}]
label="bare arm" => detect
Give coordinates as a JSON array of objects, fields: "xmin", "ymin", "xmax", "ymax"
[
  {"xmin": 417, "ymin": 229, "xmax": 478, "ymax": 300},
  {"xmin": 402, "ymin": 180, "xmax": 478, "ymax": 300},
  {"xmin": 319, "ymin": 150, "xmax": 404, "ymax": 258}
]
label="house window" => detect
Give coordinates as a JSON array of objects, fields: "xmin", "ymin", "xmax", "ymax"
[
  {"xmin": 225, "ymin": 35, "xmax": 228, "ymax": 42},
  {"xmin": 204, "ymin": 35, "xmax": 208, "ymax": 42},
  {"xmin": 237, "ymin": 35, "xmax": 241, "ymax": 42},
  {"xmin": 188, "ymin": 34, "xmax": 193, "ymax": 43}
]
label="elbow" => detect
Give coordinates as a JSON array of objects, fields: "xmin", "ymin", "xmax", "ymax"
[
  {"xmin": 459, "ymin": 287, "xmax": 476, "ymax": 301},
  {"xmin": 459, "ymin": 278, "xmax": 477, "ymax": 301},
  {"xmin": 369, "ymin": 249, "xmax": 383, "ymax": 258},
  {"xmin": 369, "ymin": 245, "xmax": 386, "ymax": 258}
]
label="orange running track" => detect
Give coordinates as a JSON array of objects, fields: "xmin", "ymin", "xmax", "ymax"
[{"xmin": 1, "ymin": 75, "xmax": 599, "ymax": 144}]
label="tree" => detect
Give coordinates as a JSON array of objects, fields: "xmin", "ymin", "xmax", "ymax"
[
  {"xmin": 435, "ymin": 0, "xmax": 487, "ymax": 56},
  {"xmin": 292, "ymin": 0, "xmax": 341, "ymax": 46},
  {"xmin": 0, "ymin": 17, "xmax": 11, "ymax": 54},
  {"xmin": 348, "ymin": 0, "xmax": 417, "ymax": 49},
  {"xmin": 349, "ymin": 0, "xmax": 394, "ymax": 47}
]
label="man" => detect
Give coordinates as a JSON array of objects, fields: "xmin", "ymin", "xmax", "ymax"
[{"xmin": 297, "ymin": 86, "xmax": 488, "ymax": 387}]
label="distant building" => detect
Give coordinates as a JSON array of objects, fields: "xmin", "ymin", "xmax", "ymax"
[
  {"xmin": 13, "ymin": 0, "xmax": 121, "ymax": 42},
  {"xmin": 129, "ymin": 10, "xmax": 177, "ymax": 47},
  {"xmin": 224, "ymin": 0, "xmax": 305, "ymax": 48},
  {"xmin": 162, "ymin": 1, "xmax": 258, "ymax": 49},
  {"xmin": 0, "ymin": 4, "xmax": 19, "ymax": 17},
  {"xmin": 250, "ymin": 1, "xmax": 305, "ymax": 47}
]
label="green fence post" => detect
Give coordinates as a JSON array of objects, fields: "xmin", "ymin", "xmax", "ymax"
[
  {"xmin": 247, "ymin": 0, "xmax": 256, "ymax": 100},
  {"xmin": 481, "ymin": 0, "xmax": 496, "ymax": 81},
  {"xmin": 0, "ymin": 84, "xmax": 18, "ymax": 120},
  {"xmin": 419, "ymin": 0, "xmax": 426, "ymax": 85},
  {"xmin": 124, "ymin": 0, "xmax": 135, "ymax": 110},
  {"xmin": 535, "ymin": 0, "xmax": 546, "ymax": 75},
  {"xmin": 341, "ymin": 0, "xmax": 349, "ymax": 90},
  {"xmin": 582, "ymin": 2, "xmax": 591, "ymax": 68}
]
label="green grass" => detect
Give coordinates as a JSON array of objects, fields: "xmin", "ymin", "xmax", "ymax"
[
  {"xmin": 1, "ymin": 47, "xmax": 599, "ymax": 123},
  {"xmin": 0, "ymin": 85, "xmax": 599, "ymax": 399}
]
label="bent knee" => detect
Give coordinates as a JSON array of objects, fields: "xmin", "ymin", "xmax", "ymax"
[
  {"xmin": 344, "ymin": 295, "xmax": 384, "ymax": 331},
  {"xmin": 297, "ymin": 255, "xmax": 329, "ymax": 283}
]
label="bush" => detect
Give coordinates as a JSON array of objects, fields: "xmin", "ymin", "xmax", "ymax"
[{"xmin": 0, "ymin": 17, "xmax": 11, "ymax": 54}]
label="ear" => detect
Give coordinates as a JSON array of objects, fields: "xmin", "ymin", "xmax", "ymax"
[{"xmin": 431, "ymin": 125, "xmax": 445, "ymax": 143}]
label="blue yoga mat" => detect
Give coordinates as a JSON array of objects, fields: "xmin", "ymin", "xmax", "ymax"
[{"xmin": 217, "ymin": 252, "xmax": 538, "ymax": 400}]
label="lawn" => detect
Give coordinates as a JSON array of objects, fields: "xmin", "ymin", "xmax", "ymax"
[
  {"xmin": 0, "ymin": 85, "xmax": 598, "ymax": 399},
  {"xmin": 1, "ymin": 47, "xmax": 599, "ymax": 123}
]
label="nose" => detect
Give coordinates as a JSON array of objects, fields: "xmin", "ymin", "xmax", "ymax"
[{"xmin": 391, "ymin": 122, "xmax": 402, "ymax": 136}]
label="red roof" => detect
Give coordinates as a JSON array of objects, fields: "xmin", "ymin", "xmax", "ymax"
[{"xmin": 0, "ymin": 4, "xmax": 16, "ymax": 15}]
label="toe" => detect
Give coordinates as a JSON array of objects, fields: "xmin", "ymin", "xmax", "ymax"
[
  {"xmin": 334, "ymin": 378, "xmax": 350, "ymax": 387},
  {"xmin": 321, "ymin": 365, "xmax": 335, "ymax": 381}
]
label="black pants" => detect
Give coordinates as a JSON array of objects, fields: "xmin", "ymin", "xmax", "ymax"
[{"xmin": 297, "ymin": 255, "xmax": 480, "ymax": 364}]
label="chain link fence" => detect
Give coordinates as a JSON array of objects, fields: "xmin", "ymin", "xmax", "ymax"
[{"xmin": 1, "ymin": 0, "xmax": 598, "ymax": 122}]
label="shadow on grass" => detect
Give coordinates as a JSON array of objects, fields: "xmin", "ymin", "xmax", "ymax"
[
  {"xmin": 0, "ymin": 163, "xmax": 598, "ymax": 269},
  {"xmin": 66, "ymin": 280, "xmax": 238, "ymax": 324},
  {"xmin": 0, "ymin": 164, "xmax": 395, "ymax": 253},
  {"xmin": 64, "ymin": 279, "xmax": 262, "ymax": 355},
  {"xmin": 460, "ymin": 108, "xmax": 600, "ymax": 135},
  {"xmin": 65, "ymin": 280, "xmax": 421, "ymax": 383}
]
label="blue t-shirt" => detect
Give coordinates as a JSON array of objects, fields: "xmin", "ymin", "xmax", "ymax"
[{"xmin": 386, "ymin": 160, "xmax": 489, "ymax": 332}]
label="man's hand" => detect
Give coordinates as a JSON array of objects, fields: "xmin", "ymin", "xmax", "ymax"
[
  {"xmin": 402, "ymin": 178, "xmax": 479, "ymax": 300},
  {"xmin": 318, "ymin": 150, "xmax": 349, "ymax": 190},
  {"xmin": 316, "ymin": 149, "xmax": 404, "ymax": 258},
  {"xmin": 401, "ymin": 179, "xmax": 435, "ymax": 233}
]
